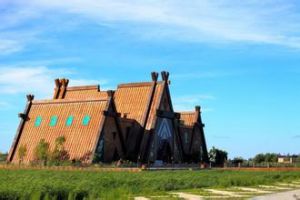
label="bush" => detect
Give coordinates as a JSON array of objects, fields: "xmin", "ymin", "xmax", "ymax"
[
  {"xmin": 0, "ymin": 152, "xmax": 8, "ymax": 163},
  {"xmin": 18, "ymin": 145, "xmax": 27, "ymax": 164},
  {"xmin": 34, "ymin": 139, "xmax": 50, "ymax": 165},
  {"xmin": 209, "ymin": 147, "xmax": 228, "ymax": 167},
  {"xmin": 253, "ymin": 153, "xmax": 278, "ymax": 163},
  {"xmin": 49, "ymin": 136, "xmax": 70, "ymax": 166}
]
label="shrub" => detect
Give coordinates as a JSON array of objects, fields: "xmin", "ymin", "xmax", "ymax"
[
  {"xmin": 49, "ymin": 136, "xmax": 70, "ymax": 166},
  {"xmin": 0, "ymin": 152, "xmax": 8, "ymax": 163},
  {"xmin": 34, "ymin": 139, "xmax": 50, "ymax": 166},
  {"xmin": 18, "ymin": 145, "xmax": 27, "ymax": 164}
]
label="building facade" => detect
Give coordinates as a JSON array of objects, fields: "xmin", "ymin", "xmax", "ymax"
[{"xmin": 7, "ymin": 71, "xmax": 209, "ymax": 165}]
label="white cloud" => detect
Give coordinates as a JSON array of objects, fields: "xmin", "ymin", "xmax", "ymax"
[
  {"xmin": 172, "ymin": 94, "xmax": 215, "ymax": 112},
  {"xmin": 0, "ymin": 101, "xmax": 11, "ymax": 110},
  {"xmin": 0, "ymin": 39, "xmax": 24, "ymax": 55},
  {"xmin": 0, "ymin": 0, "xmax": 299, "ymax": 58},
  {"xmin": 0, "ymin": 66, "xmax": 109, "ymax": 98},
  {"xmin": 13, "ymin": 0, "xmax": 300, "ymax": 48}
]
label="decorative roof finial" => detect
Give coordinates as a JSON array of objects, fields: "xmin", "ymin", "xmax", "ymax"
[
  {"xmin": 26, "ymin": 94, "xmax": 34, "ymax": 102},
  {"xmin": 195, "ymin": 106, "xmax": 201, "ymax": 112},
  {"xmin": 161, "ymin": 71, "xmax": 169, "ymax": 81},
  {"xmin": 151, "ymin": 72, "xmax": 159, "ymax": 82}
]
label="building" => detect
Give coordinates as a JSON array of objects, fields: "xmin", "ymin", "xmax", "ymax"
[
  {"xmin": 7, "ymin": 71, "xmax": 209, "ymax": 165},
  {"xmin": 278, "ymin": 155, "xmax": 298, "ymax": 164}
]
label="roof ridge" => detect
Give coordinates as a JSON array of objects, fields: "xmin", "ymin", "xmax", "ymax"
[
  {"xmin": 117, "ymin": 81, "xmax": 163, "ymax": 88},
  {"xmin": 179, "ymin": 111, "xmax": 195, "ymax": 114},
  {"xmin": 32, "ymin": 98, "xmax": 109, "ymax": 104},
  {"xmin": 66, "ymin": 85, "xmax": 100, "ymax": 91}
]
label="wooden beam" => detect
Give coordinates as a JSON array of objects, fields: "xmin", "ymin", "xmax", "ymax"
[
  {"xmin": 156, "ymin": 110, "xmax": 180, "ymax": 119},
  {"xmin": 103, "ymin": 111, "xmax": 121, "ymax": 118},
  {"xmin": 7, "ymin": 95, "xmax": 33, "ymax": 162}
]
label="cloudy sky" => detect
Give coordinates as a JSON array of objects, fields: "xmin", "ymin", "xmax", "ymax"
[{"xmin": 1, "ymin": 0, "xmax": 300, "ymax": 158}]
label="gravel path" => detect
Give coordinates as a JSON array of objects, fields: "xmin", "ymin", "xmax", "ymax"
[{"xmin": 251, "ymin": 189, "xmax": 300, "ymax": 200}]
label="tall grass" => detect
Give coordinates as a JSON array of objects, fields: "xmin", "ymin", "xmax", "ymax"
[{"xmin": 0, "ymin": 169, "xmax": 299, "ymax": 199}]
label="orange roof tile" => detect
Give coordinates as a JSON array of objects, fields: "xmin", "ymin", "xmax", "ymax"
[
  {"xmin": 179, "ymin": 112, "xmax": 196, "ymax": 126},
  {"xmin": 63, "ymin": 85, "xmax": 108, "ymax": 100},
  {"xmin": 11, "ymin": 98, "xmax": 110, "ymax": 163},
  {"xmin": 113, "ymin": 82, "xmax": 155, "ymax": 125},
  {"xmin": 145, "ymin": 82, "xmax": 164, "ymax": 130}
]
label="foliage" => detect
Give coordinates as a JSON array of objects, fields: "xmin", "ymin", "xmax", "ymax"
[
  {"xmin": 49, "ymin": 136, "xmax": 70, "ymax": 166},
  {"xmin": 0, "ymin": 169, "xmax": 299, "ymax": 199},
  {"xmin": 34, "ymin": 139, "xmax": 50, "ymax": 165},
  {"xmin": 296, "ymin": 155, "xmax": 300, "ymax": 163},
  {"xmin": 231, "ymin": 157, "xmax": 244, "ymax": 166},
  {"xmin": 0, "ymin": 152, "xmax": 8, "ymax": 162},
  {"xmin": 18, "ymin": 145, "xmax": 27, "ymax": 164},
  {"xmin": 208, "ymin": 146, "xmax": 228, "ymax": 166},
  {"xmin": 253, "ymin": 153, "xmax": 265, "ymax": 163},
  {"xmin": 253, "ymin": 153, "xmax": 278, "ymax": 163}
]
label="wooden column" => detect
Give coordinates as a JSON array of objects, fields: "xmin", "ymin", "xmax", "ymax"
[{"xmin": 7, "ymin": 94, "xmax": 34, "ymax": 162}]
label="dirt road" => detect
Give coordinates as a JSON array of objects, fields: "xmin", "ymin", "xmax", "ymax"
[{"xmin": 251, "ymin": 189, "xmax": 300, "ymax": 200}]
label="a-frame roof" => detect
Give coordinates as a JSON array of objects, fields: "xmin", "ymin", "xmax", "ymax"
[
  {"xmin": 113, "ymin": 72, "xmax": 166, "ymax": 130},
  {"xmin": 179, "ymin": 106, "xmax": 202, "ymax": 127},
  {"xmin": 114, "ymin": 82, "xmax": 156, "ymax": 126},
  {"xmin": 180, "ymin": 112, "xmax": 197, "ymax": 127},
  {"xmin": 8, "ymin": 79, "xmax": 114, "ymax": 163}
]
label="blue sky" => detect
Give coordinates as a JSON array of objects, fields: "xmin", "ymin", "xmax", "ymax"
[{"xmin": 0, "ymin": 0, "xmax": 300, "ymax": 158}]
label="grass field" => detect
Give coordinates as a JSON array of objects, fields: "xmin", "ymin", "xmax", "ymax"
[{"xmin": 0, "ymin": 168, "xmax": 300, "ymax": 200}]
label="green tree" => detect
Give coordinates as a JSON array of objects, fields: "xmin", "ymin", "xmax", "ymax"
[
  {"xmin": 265, "ymin": 153, "xmax": 277, "ymax": 163},
  {"xmin": 34, "ymin": 139, "xmax": 50, "ymax": 165},
  {"xmin": 253, "ymin": 153, "xmax": 265, "ymax": 163},
  {"xmin": 209, "ymin": 146, "xmax": 228, "ymax": 167},
  {"xmin": 232, "ymin": 157, "xmax": 244, "ymax": 166},
  {"xmin": 296, "ymin": 156, "xmax": 300, "ymax": 163},
  {"xmin": 253, "ymin": 153, "xmax": 278, "ymax": 163},
  {"xmin": 0, "ymin": 152, "xmax": 8, "ymax": 162},
  {"xmin": 50, "ymin": 136, "xmax": 69, "ymax": 165},
  {"xmin": 18, "ymin": 145, "xmax": 27, "ymax": 164}
]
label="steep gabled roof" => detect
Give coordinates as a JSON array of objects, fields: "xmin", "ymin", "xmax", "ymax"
[
  {"xmin": 9, "ymin": 97, "xmax": 111, "ymax": 163},
  {"xmin": 52, "ymin": 79, "xmax": 108, "ymax": 100},
  {"xmin": 8, "ymin": 79, "xmax": 115, "ymax": 164},
  {"xmin": 113, "ymin": 78, "xmax": 162, "ymax": 128},
  {"xmin": 179, "ymin": 106, "xmax": 202, "ymax": 127},
  {"xmin": 179, "ymin": 112, "xmax": 197, "ymax": 127},
  {"xmin": 144, "ymin": 81, "xmax": 164, "ymax": 130},
  {"xmin": 64, "ymin": 85, "xmax": 108, "ymax": 100}
]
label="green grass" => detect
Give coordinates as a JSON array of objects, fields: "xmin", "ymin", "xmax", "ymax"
[{"xmin": 0, "ymin": 169, "xmax": 299, "ymax": 199}]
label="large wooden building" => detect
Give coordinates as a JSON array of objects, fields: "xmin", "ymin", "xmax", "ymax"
[{"xmin": 7, "ymin": 71, "xmax": 209, "ymax": 165}]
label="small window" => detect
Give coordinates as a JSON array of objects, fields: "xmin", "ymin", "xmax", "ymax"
[
  {"xmin": 66, "ymin": 116, "xmax": 74, "ymax": 127},
  {"xmin": 185, "ymin": 132, "xmax": 188, "ymax": 144},
  {"xmin": 82, "ymin": 115, "xmax": 91, "ymax": 126},
  {"xmin": 34, "ymin": 116, "xmax": 42, "ymax": 127},
  {"xmin": 50, "ymin": 116, "xmax": 58, "ymax": 127}
]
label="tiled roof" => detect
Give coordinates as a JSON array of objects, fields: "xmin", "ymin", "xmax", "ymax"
[
  {"xmin": 114, "ymin": 82, "xmax": 155, "ymax": 125},
  {"xmin": 179, "ymin": 112, "xmax": 197, "ymax": 126},
  {"xmin": 11, "ymin": 98, "xmax": 110, "ymax": 163},
  {"xmin": 145, "ymin": 82, "xmax": 164, "ymax": 130},
  {"xmin": 63, "ymin": 85, "xmax": 108, "ymax": 100}
]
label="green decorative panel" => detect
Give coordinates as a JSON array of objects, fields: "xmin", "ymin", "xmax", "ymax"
[
  {"xmin": 82, "ymin": 115, "xmax": 91, "ymax": 126},
  {"xmin": 50, "ymin": 116, "xmax": 58, "ymax": 127},
  {"xmin": 66, "ymin": 116, "xmax": 74, "ymax": 127},
  {"xmin": 34, "ymin": 116, "xmax": 42, "ymax": 127}
]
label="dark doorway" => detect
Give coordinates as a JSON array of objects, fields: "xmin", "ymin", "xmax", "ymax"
[{"xmin": 157, "ymin": 139, "xmax": 172, "ymax": 163}]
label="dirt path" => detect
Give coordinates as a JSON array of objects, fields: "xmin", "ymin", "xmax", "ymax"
[{"xmin": 251, "ymin": 189, "xmax": 300, "ymax": 200}]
